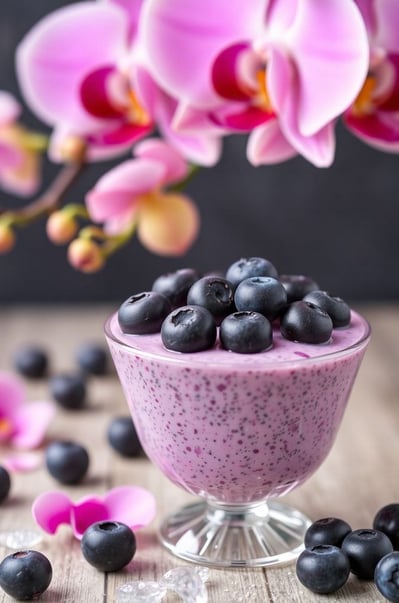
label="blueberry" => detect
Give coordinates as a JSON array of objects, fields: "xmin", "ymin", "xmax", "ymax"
[
  {"xmin": 152, "ymin": 268, "xmax": 200, "ymax": 307},
  {"xmin": 279, "ymin": 274, "xmax": 320, "ymax": 303},
  {"xmin": 118, "ymin": 291, "xmax": 171, "ymax": 334},
  {"xmin": 76, "ymin": 343, "xmax": 108, "ymax": 375},
  {"xmin": 304, "ymin": 517, "xmax": 352, "ymax": 549},
  {"xmin": 280, "ymin": 301, "xmax": 333, "ymax": 344},
  {"xmin": 225, "ymin": 257, "xmax": 278, "ymax": 289},
  {"xmin": 375, "ymin": 552, "xmax": 399, "ymax": 602},
  {"xmin": 81, "ymin": 521, "xmax": 136, "ymax": 572},
  {"xmin": 296, "ymin": 545, "xmax": 350, "ymax": 594},
  {"xmin": 49, "ymin": 373, "xmax": 86, "ymax": 410},
  {"xmin": 107, "ymin": 416, "xmax": 143, "ymax": 458},
  {"xmin": 373, "ymin": 503, "xmax": 399, "ymax": 549},
  {"xmin": 161, "ymin": 306, "xmax": 217, "ymax": 353},
  {"xmin": 0, "ymin": 550, "xmax": 52, "ymax": 600},
  {"xmin": 220, "ymin": 311, "xmax": 272, "ymax": 354},
  {"xmin": 303, "ymin": 290, "xmax": 351, "ymax": 328},
  {"xmin": 13, "ymin": 346, "xmax": 48, "ymax": 379},
  {"xmin": 0, "ymin": 467, "xmax": 11, "ymax": 504},
  {"xmin": 45, "ymin": 440, "xmax": 89, "ymax": 484},
  {"xmin": 187, "ymin": 276, "xmax": 235, "ymax": 325},
  {"xmin": 234, "ymin": 276, "xmax": 287, "ymax": 321},
  {"xmin": 341, "ymin": 528, "xmax": 393, "ymax": 579}
]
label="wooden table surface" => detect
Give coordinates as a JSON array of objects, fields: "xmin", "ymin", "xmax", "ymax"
[{"xmin": 0, "ymin": 304, "xmax": 397, "ymax": 602}]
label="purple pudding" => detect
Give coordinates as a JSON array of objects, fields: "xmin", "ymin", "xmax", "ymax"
[{"xmin": 105, "ymin": 310, "xmax": 370, "ymax": 505}]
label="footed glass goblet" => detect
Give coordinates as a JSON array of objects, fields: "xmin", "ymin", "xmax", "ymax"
[{"xmin": 105, "ymin": 310, "xmax": 370, "ymax": 568}]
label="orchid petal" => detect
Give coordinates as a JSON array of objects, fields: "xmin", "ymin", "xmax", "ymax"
[
  {"xmin": 0, "ymin": 92, "xmax": 21, "ymax": 126},
  {"xmin": 286, "ymin": 0, "xmax": 369, "ymax": 136},
  {"xmin": 71, "ymin": 497, "xmax": 109, "ymax": 539},
  {"xmin": 345, "ymin": 110, "xmax": 399, "ymax": 151},
  {"xmin": 134, "ymin": 139, "xmax": 188, "ymax": 184},
  {"xmin": 32, "ymin": 491, "xmax": 73, "ymax": 535},
  {"xmin": 88, "ymin": 122, "xmax": 152, "ymax": 147},
  {"xmin": 247, "ymin": 120, "xmax": 297, "ymax": 165},
  {"xmin": 378, "ymin": 54, "xmax": 399, "ymax": 111},
  {"xmin": 16, "ymin": 2, "xmax": 129, "ymax": 129},
  {"xmin": 104, "ymin": 486, "xmax": 157, "ymax": 530},
  {"xmin": 80, "ymin": 67, "xmax": 125, "ymax": 119},
  {"xmin": 3, "ymin": 451, "xmax": 43, "ymax": 473},
  {"xmin": 172, "ymin": 103, "xmax": 227, "ymax": 137},
  {"xmin": 0, "ymin": 372, "xmax": 25, "ymax": 416},
  {"xmin": 103, "ymin": 0, "xmax": 143, "ymax": 42},
  {"xmin": 214, "ymin": 105, "xmax": 272, "ymax": 131},
  {"xmin": 0, "ymin": 127, "xmax": 41, "ymax": 196},
  {"xmin": 355, "ymin": 0, "xmax": 377, "ymax": 37},
  {"xmin": 138, "ymin": 192, "xmax": 200, "ymax": 256},
  {"xmin": 374, "ymin": 0, "xmax": 399, "ymax": 54},
  {"xmin": 0, "ymin": 142, "xmax": 21, "ymax": 170},
  {"xmin": 140, "ymin": 0, "xmax": 265, "ymax": 108},
  {"xmin": 212, "ymin": 43, "xmax": 253, "ymax": 101},
  {"xmin": 11, "ymin": 400, "xmax": 56, "ymax": 449},
  {"xmin": 86, "ymin": 158, "xmax": 165, "ymax": 222}
]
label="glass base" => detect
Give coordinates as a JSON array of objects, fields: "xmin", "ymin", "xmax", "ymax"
[{"xmin": 159, "ymin": 499, "xmax": 311, "ymax": 568}]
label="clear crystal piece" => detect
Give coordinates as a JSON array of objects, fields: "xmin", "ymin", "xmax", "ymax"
[
  {"xmin": 0, "ymin": 529, "xmax": 43, "ymax": 549},
  {"xmin": 115, "ymin": 581, "xmax": 166, "ymax": 603},
  {"xmin": 160, "ymin": 567, "xmax": 208, "ymax": 603}
]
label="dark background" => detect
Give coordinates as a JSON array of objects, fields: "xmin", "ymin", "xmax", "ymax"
[{"xmin": 1, "ymin": 1, "xmax": 398, "ymax": 304}]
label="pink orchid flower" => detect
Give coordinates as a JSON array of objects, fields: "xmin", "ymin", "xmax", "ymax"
[
  {"xmin": 344, "ymin": 1, "xmax": 399, "ymax": 152},
  {"xmin": 141, "ymin": 0, "xmax": 369, "ymax": 167},
  {"xmin": 86, "ymin": 138, "xmax": 200, "ymax": 255},
  {"xmin": 0, "ymin": 372, "xmax": 55, "ymax": 450},
  {"xmin": 0, "ymin": 91, "xmax": 41, "ymax": 196},
  {"xmin": 32, "ymin": 486, "xmax": 156, "ymax": 540},
  {"xmin": 16, "ymin": 1, "xmax": 153, "ymax": 162}
]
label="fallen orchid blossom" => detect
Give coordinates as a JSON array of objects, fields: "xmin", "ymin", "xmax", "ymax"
[
  {"xmin": 32, "ymin": 486, "xmax": 156, "ymax": 540},
  {"xmin": 0, "ymin": 372, "xmax": 55, "ymax": 451}
]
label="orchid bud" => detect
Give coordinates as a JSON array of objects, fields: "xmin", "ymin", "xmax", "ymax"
[
  {"xmin": 0, "ymin": 222, "xmax": 16, "ymax": 253},
  {"xmin": 46, "ymin": 211, "xmax": 78, "ymax": 244},
  {"xmin": 67, "ymin": 238, "xmax": 104, "ymax": 273}
]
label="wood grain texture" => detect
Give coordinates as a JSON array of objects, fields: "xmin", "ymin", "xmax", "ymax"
[{"xmin": 0, "ymin": 304, "xmax": 396, "ymax": 602}]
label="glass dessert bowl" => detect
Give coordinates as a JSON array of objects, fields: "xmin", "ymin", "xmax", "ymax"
[{"xmin": 105, "ymin": 309, "xmax": 370, "ymax": 568}]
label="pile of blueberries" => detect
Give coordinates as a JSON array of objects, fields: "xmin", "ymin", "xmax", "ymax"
[
  {"xmin": 0, "ymin": 342, "xmax": 144, "ymax": 599},
  {"xmin": 118, "ymin": 256, "xmax": 351, "ymax": 354},
  {"xmin": 296, "ymin": 505, "xmax": 399, "ymax": 601}
]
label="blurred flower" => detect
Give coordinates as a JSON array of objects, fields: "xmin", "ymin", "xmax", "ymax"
[
  {"xmin": 32, "ymin": 485, "xmax": 156, "ymax": 539},
  {"xmin": 0, "ymin": 91, "xmax": 41, "ymax": 196},
  {"xmin": 344, "ymin": 0, "xmax": 399, "ymax": 151},
  {"xmin": 16, "ymin": 1, "xmax": 153, "ymax": 162},
  {"xmin": 86, "ymin": 139, "xmax": 200, "ymax": 255},
  {"xmin": 67, "ymin": 238, "xmax": 105, "ymax": 273},
  {"xmin": 0, "ymin": 372, "xmax": 55, "ymax": 450},
  {"xmin": 141, "ymin": 0, "xmax": 369, "ymax": 167}
]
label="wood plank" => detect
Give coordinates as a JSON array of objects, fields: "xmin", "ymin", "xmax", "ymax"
[{"xmin": 0, "ymin": 304, "xmax": 396, "ymax": 601}]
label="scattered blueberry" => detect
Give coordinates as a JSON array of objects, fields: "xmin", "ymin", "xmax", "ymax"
[
  {"xmin": 45, "ymin": 440, "xmax": 89, "ymax": 485},
  {"xmin": 373, "ymin": 503, "xmax": 399, "ymax": 549},
  {"xmin": 81, "ymin": 521, "xmax": 136, "ymax": 572},
  {"xmin": 341, "ymin": 528, "xmax": 393, "ymax": 579},
  {"xmin": 234, "ymin": 276, "xmax": 287, "ymax": 321},
  {"xmin": 152, "ymin": 268, "xmax": 199, "ymax": 307},
  {"xmin": 303, "ymin": 290, "xmax": 351, "ymax": 328},
  {"xmin": 0, "ymin": 467, "xmax": 10, "ymax": 504},
  {"xmin": 118, "ymin": 291, "xmax": 171, "ymax": 334},
  {"xmin": 161, "ymin": 305, "xmax": 217, "ymax": 353},
  {"xmin": 296, "ymin": 545, "xmax": 350, "ymax": 594},
  {"xmin": 220, "ymin": 311, "xmax": 272, "ymax": 354},
  {"xmin": 0, "ymin": 550, "xmax": 52, "ymax": 600},
  {"xmin": 187, "ymin": 276, "xmax": 235, "ymax": 325},
  {"xmin": 279, "ymin": 274, "xmax": 320, "ymax": 303},
  {"xmin": 280, "ymin": 301, "xmax": 333, "ymax": 344},
  {"xmin": 375, "ymin": 552, "xmax": 399, "ymax": 602},
  {"xmin": 225, "ymin": 256, "xmax": 278, "ymax": 289},
  {"xmin": 76, "ymin": 343, "xmax": 108, "ymax": 375},
  {"xmin": 304, "ymin": 517, "xmax": 352, "ymax": 549},
  {"xmin": 49, "ymin": 373, "xmax": 86, "ymax": 410},
  {"xmin": 13, "ymin": 346, "xmax": 48, "ymax": 379},
  {"xmin": 107, "ymin": 416, "xmax": 143, "ymax": 458}
]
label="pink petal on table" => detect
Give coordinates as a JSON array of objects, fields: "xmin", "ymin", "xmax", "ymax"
[
  {"xmin": 0, "ymin": 372, "xmax": 25, "ymax": 416},
  {"xmin": 140, "ymin": 0, "xmax": 264, "ymax": 108},
  {"xmin": 103, "ymin": 486, "xmax": 157, "ymax": 530},
  {"xmin": 134, "ymin": 138, "xmax": 188, "ymax": 184},
  {"xmin": 3, "ymin": 451, "xmax": 43, "ymax": 473},
  {"xmin": 86, "ymin": 158, "xmax": 165, "ymax": 222},
  {"xmin": 16, "ymin": 2, "xmax": 129, "ymax": 129},
  {"xmin": 71, "ymin": 497, "xmax": 109, "ymax": 539},
  {"xmin": 32, "ymin": 491, "xmax": 73, "ymax": 534},
  {"xmin": 11, "ymin": 400, "xmax": 56, "ymax": 450},
  {"xmin": 287, "ymin": 0, "xmax": 369, "ymax": 136},
  {"xmin": 247, "ymin": 119, "xmax": 297, "ymax": 165},
  {"xmin": 0, "ymin": 92, "xmax": 21, "ymax": 126}
]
